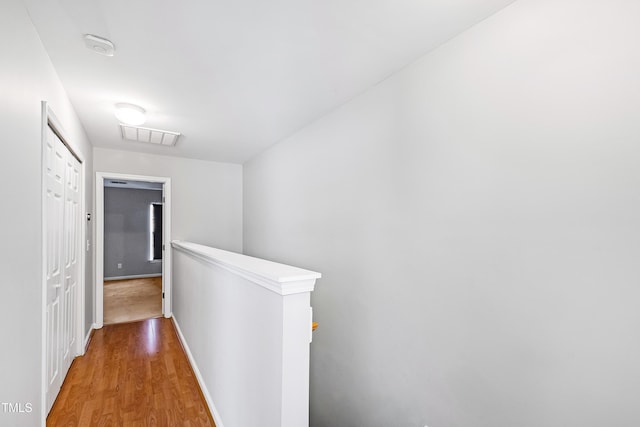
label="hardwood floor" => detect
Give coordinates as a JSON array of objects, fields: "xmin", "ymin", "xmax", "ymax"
[
  {"xmin": 104, "ymin": 277, "xmax": 162, "ymax": 325},
  {"xmin": 47, "ymin": 317, "xmax": 215, "ymax": 426}
]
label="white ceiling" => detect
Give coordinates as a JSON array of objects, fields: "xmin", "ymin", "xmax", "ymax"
[{"xmin": 24, "ymin": 0, "xmax": 515, "ymax": 163}]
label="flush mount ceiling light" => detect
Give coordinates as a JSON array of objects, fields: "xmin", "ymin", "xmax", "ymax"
[
  {"xmin": 114, "ymin": 103, "xmax": 146, "ymax": 126},
  {"xmin": 83, "ymin": 34, "xmax": 115, "ymax": 56}
]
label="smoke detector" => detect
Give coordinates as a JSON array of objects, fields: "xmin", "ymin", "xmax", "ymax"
[{"xmin": 83, "ymin": 34, "xmax": 115, "ymax": 56}]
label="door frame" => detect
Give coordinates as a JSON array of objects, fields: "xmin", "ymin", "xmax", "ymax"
[
  {"xmin": 41, "ymin": 102, "xmax": 86, "ymax": 424},
  {"xmin": 94, "ymin": 172, "xmax": 172, "ymax": 328}
]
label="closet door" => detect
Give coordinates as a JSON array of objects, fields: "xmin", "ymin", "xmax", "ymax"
[
  {"xmin": 45, "ymin": 127, "xmax": 67, "ymax": 411},
  {"xmin": 61, "ymin": 150, "xmax": 80, "ymax": 376},
  {"xmin": 45, "ymin": 126, "xmax": 81, "ymax": 413}
]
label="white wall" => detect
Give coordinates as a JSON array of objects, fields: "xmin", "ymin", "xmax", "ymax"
[
  {"xmin": 243, "ymin": 0, "xmax": 640, "ymax": 426},
  {"xmin": 94, "ymin": 148, "xmax": 243, "ymax": 252},
  {"xmin": 171, "ymin": 241, "xmax": 319, "ymax": 427},
  {"xmin": 0, "ymin": 0, "xmax": 94, "ymax": 425}
]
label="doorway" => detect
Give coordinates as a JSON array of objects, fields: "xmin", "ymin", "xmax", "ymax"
[
  {"xmin": 95, "ymin": 172, "xmax": 172, "ymax": 329},
  {"xmin": 103, "ymin": 179, "xmax": 163, "ymax": 324}
]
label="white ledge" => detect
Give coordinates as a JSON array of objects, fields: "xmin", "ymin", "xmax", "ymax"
[{"xmin": 171, "ymin": 240, "xmax": 321, "ymax": 296}]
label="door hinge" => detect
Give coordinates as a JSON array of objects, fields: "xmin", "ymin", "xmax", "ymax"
[
  {"xmin": 162, "ymin": 244, "xmax": 165, "ymax": 251},
  {"xmin": 162, "ymin": 292, "xmax": 165, "ymax": 299}
]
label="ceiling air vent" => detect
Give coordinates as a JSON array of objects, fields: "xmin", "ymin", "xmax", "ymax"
[{"xmin": 120, "ymin": 124, "xmax": 180, "ymax": 146}]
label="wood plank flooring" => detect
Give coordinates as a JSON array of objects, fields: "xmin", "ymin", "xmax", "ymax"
[
  {"xmin": 104, "ymin": 277, "xmax": 162, "ymax": 325},
  {"xmin": 47, "ymin": 317, "xmax": 215, "ymax": 426}
]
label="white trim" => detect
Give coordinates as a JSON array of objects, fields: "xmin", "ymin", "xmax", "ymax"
[
  {"xmin": 171, "ymin": 240, "xmax": 321, "ymax": 296},
  {"xmin": 40, "ymin": 103, "xmax": 48, "ymax": 427},
  {"xmin": 172, "ymin": 316, "xmax": 225, "ymax": 427},
  {"xmin": 105, "ymin": 273, "xmax": 162, "ymax": 281},
  {"xmin": 95, "ymin": 177, "xmax": 104, "ymax": 328},
  {"xmin": 41, "ymin": 102, "xmax": 86, "ymax": 426},
  {"xmin": 163, "ymin": 179, "xmax": 172, "ymax": 318},
  {"xmin": 95, "ymin": 172, "xmax": 172, "ymax": 329},
  {"xmin": 83, "ymin": 324, "xmax": 96, "ymax": 354},
  {"xmin": 78, "ymin": 141, "xmax": 86, "ymax": 360}
]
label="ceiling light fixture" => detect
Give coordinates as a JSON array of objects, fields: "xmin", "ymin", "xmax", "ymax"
[{"xmin": 114, "ymin": 103, "xmax": 146, "ymax": 126}]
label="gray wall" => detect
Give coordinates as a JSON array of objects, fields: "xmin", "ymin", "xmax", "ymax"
[
  {"xmin": 243, "ymin": 0, "xmax": 640, "ymax": 426},
  {"xmin": 0, "ymin": 0, "xmax": 94, "ymax": 424},
  {"xmin": 95, "ymin": 148, "xmax": 243, "ymax": 253},
  {"xmin": 104, "ymin": 187, "xmax": 163, "ymax": 279}
]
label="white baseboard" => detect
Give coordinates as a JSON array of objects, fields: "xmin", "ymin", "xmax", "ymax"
[
  {"xmin": 172, "ymin": 316, "xmax": 224, "ymax": 427},
  {"xmin": 104, "ymin": 273, "xmax": 162, "ymax": 281},
  {"xmin": 83, "ymin": 323, "xmax": 96, "ymax": 354}
]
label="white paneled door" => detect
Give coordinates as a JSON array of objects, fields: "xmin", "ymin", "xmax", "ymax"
[{"xmin": 45, "ymin": 126, "xmax": 81, "ymax": 413}]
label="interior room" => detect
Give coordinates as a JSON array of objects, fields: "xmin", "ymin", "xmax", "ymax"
[
  {"xmin": 103, "ymin": 179, "xmax": 164, "ymax": 324},
  {"xmin": 2, "ymin": 0, "xmax": 640, "ymax": 426}
]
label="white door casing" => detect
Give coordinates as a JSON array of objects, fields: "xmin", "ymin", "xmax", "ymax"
[{"xmin": 94, "ymin": 172, "xmax": 172, "ymax": 329}]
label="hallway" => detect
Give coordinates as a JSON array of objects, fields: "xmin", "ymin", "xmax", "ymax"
[{"xmin": 47, "ymin": 318, "xmax": 214, "ymax": 426}]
